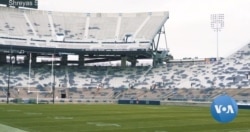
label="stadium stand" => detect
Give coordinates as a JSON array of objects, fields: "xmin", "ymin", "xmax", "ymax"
[
  {"xmin": 0, "ymin": 6, "xmax": 249, "ymax": 104},
  {"xmin": 0, "ymin": 42, "xmax": 250, "ymax": 103}
]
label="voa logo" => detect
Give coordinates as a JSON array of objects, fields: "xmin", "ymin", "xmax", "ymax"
[
  {"xmin": 214, "ymin": 105, "xmax": 234, "ymax": 114},
  {"xmin": 210, "ymin": 95, "xmax": 238, "ymax": 123}
]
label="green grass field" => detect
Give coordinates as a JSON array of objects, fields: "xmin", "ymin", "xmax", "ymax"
[{"xmin": 0, "ymin": 104, "xmax": 250, "ymax": 132}]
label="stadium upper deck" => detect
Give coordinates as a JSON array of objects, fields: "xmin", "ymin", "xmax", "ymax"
[
  {"xmin": 0, "ymin": 6, "xmax": 169, "ymax": 65},
  {"xmin": 0, "ymin": 6, "xmax": 168, "ymax": 48},
  {"xmin": 0, "ymin": 7, "xmax": 168, "ymax": 40}
]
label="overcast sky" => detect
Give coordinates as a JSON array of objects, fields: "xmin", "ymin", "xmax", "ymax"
[{"xmin": 38, "ymin": 0, "xmax": 250, "ymax": 59}]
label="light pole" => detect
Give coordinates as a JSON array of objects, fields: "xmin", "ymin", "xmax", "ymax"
[
  {"xmin": 210, "ymin": 14, "xmax": 224, "ymax": 61},
  {"xmin": 52, "ymin": 53, "xmax": 56, "ymax": 104},
  {"xmin": 7, "ymin": 45, "xmax": 12, "ymax": 104}
]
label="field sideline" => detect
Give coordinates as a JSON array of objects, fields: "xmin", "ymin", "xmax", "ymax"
[{"xmin": 0, "ymin": 104, "xmax": 249, "ymax": 132}]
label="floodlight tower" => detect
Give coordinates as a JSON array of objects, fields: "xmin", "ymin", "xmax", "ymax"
[{"xmin": 210, "ymin": 14, "xmax": 224, "ymax": 61}]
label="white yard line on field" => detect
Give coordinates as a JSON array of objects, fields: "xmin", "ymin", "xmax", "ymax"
[{"xmin": 0, "ymin": 124, "xmax": 27, "ymax": 132}]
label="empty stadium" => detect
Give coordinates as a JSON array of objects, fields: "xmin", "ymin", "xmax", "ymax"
[
  {"xmin": 0, "ymin": 0, "xmax": 250, "ymax": 132},
  {"xmin": 0, "ymin": 5, "xmax": 249, "ymax": 104},
  {"xmin": 0, "ymin": 3, "xmax": 172, "ymax": 102}
]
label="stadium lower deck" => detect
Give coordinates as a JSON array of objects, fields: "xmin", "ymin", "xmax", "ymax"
[
  {"xmin": 0, "ymin": 42, "xmax": 250, "ymax": 104},
  {"xmin": 1, "ymin": 86, "xmax": 249, "ymax": 104}
]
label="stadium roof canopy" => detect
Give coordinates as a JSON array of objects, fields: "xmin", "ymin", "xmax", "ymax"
[{"xmin": 0, "ymin": 6, "xmax": 168, "ymax": 40}]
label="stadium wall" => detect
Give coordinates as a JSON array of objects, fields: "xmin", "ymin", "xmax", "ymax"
[
  {"xmin": 238, "ymin": 105, "xmax": 250, "ymax": 109},
  {"xmin": 118, "ymin": 99, "xmax": 160, "ymax": 105},
  {"xmin": 161, "ymin": 100, "xmax": 211, "ymax": 107},
  {"xmin": 1, "ymin": 98, "xmax": 250, "ymax": 110}
]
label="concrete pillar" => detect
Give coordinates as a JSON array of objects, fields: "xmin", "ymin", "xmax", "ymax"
[
  {"xmin": 78, "ymin": 55, "xmax": 85, "ymax": 67},
  {"xmin": 14, "ymin": 54, "xmax": 17, "ymax": 64},
  {"xmin": 61, "ymin": 55, "xmax": 68, "ymax": 66},
  {"xmin": 0, "ymin": 53, "xmax": 7, "ymax": 65},
  {"xmin": 31, "ymin": 53, "xmax": 37, "ymax": 65},
  {"xmin": 24, "ymin": 54, "xmax": 29, "ymax": 65},
  {"xmin": 152, "ymin": 59, "xmax": 157, "ymax": 67},
  {"xmin": 131, "ymin": 58, "xmax": 137, "ymax": 67},
  {"xmin": 24, "ymin": 53, "xmax": 37, "ymax": 65},
  {"xmin": 121, "ymin": 56, "xmax": 127, "ymax": 67}
]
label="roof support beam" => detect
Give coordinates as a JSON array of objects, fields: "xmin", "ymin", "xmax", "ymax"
[
  {"xmin": 133, "ymin": 15, "xmax": 150, "ymax": 39},
  {"xmin": 48, "ymin": 13, "xmax": 56, "ymax": 38},
  {"xmin": 23, "ymin": 12, "xmax": 37, "ymax": 37},
  {"xmin": 115, "ymin": 15, "xmax": 122, "ymax": 40},
  {"xmin": 84, "ymin": 16, "xmax": 90, "ymax": 39},
  {"xmin": 154, "ymin": 28, "xmax": 162, "ymax": 52}
]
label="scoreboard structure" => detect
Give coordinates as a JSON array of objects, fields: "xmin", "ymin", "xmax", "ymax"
[{"xmin": 0, "ymin": 0, "xmax": 38, "ymax": 9}]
